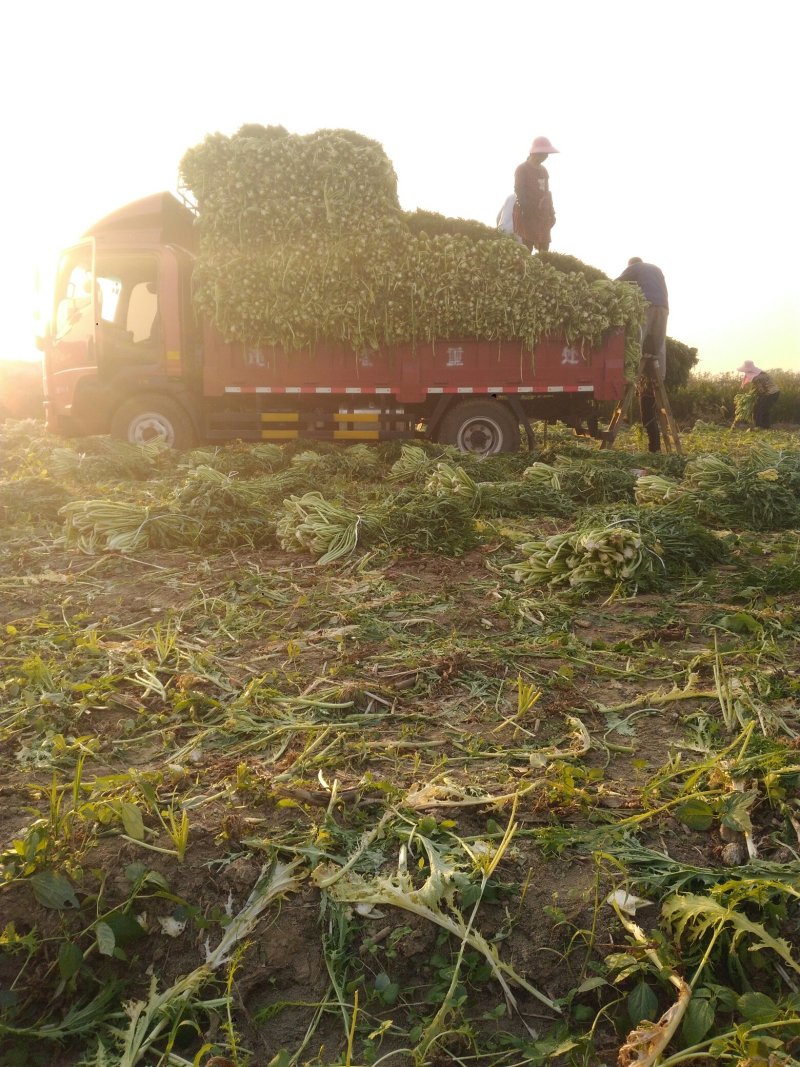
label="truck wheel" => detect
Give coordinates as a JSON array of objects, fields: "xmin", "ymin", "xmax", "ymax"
[
  {"xmin": 110, "ymin": 394, "xmax": 195, "ymax": 449},
  {"xmin": 437, "ymin": 399, "xmax": 520, "ymax": 455}
]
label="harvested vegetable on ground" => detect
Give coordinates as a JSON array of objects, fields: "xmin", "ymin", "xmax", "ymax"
[
  {"xmin": 379, "ymin": 487, "xmax": 479, "ymax": 555},
  {"xmin": 171, "ymin": 465, "xmax": 278, "ymax": 546},
  {"xmin": 683, "ymin": 449, "xmax": 800, "ymax": 529},
  {"xmin": 277, "ymin": 492, "xmax": 375, "ymax": 565},
  {"xmin": 50, "ymin": 438, "xmax": 168, "ymax": 483},
  {"xmin": 388, "ymin": 443, "xmax": 439, "ymax": 482},
  {"xmin": 522, "ymin": 461, "xmax": 562, "ymax": 492},
  {"xmin": 178, "ymin": 442, "xmax": 285, "ymax": 476},
  {"xmin": 554, "ymin": 455, "xmax": 637, "ymax": 504},
  {"xmin": 475, "ymin": 480, "xmax": 572, "ymax": 518},
  {"xmin": 507, "ymin": 505, "xmax": 727, "ymax": 593},
  {"xmin": 0, "ymin": 476, "xmax": 74, "ymax": 522},
  {"xmin": 425, "ymin": 460, "xmax": 570, "ymax": 519},
  {"xmin": 425, "ymin": 462, "xmax": 482, "ymax": 511},
  {"xmin": 509, "ymin": 523, "xmax": 659, "ymax": 591},
  {"xmin": 60, "ymin": 499, "xmax": 195, "ymax": 554},
  {"xmin": 634, "ymin": 473, "xmax": 699, "ymax": 513}
]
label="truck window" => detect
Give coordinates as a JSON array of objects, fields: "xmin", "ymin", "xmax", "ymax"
[
  {"xmin": 126, "ymin": 281, "xmax": 159, "ymax": 343},
  {"xmin": 54, "ymin": 254, "xmax": 93, "ymax": 342},
  {"xmin": 97, "ymin": 276, "xmax": 122, "ymax": 323},
  {"xmin": 95, "ymin": 254, "xmax": 161, "ymax": 361}
]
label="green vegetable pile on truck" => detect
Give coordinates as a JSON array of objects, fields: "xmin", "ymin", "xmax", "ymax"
[{"xmin": 41, "ymin": 125, "xmax": 645, "ymax": 454}]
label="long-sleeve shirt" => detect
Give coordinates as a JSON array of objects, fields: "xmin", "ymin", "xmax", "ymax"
[
  {"xmin": 752, "ymin": 371, "xmax": 779, "ymax": 395},
  {"xmin": 616, "ymin": 261, "xmax": 669, "ymax": 310}
]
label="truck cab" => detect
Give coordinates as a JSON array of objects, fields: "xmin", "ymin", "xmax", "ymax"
[{"xmin": 44, "ymin": 194, "xmax": 201, "ymax": 447}]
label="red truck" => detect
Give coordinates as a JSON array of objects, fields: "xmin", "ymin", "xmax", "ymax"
[{"xmin": 42, "ymin": 193, "xmax": 627, "ymax": 454}]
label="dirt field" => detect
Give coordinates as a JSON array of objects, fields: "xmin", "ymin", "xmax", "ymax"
[{"xmin": 1, "ymin": 420, "xmax": 799, "ymax": 1067}]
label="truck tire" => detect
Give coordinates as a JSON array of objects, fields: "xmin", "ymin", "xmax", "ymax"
[
  {"xmin": 437, "ymin": 399, "xmax": 520, "ymax": 455},
  {"xmin": 110, "ymin": 394, "xmax": 195, "ymax": 449}
]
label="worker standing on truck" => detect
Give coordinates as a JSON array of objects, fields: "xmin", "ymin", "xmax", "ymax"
[
  {"xmin": 617, "ymin": 257, "xmax": 670, "ymax": 453},
  {"xmin": 513, "ymin": 137, "xmax": 558, "ymax": 253}
]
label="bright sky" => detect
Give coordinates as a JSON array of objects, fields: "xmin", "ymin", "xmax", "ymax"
[{"xmin": 4, "ymin": 0, "xmax": 798, "ymax": 374}]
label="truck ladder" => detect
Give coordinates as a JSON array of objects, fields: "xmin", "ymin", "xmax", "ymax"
[{"xmin": 602, "ymin": 357, "xmax": 682, "ymax": 453}]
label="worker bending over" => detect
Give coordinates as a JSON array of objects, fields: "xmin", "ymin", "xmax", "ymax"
[
  {"xmin": 738, "ymin": 361, "xmax": 780, "ymax": 429},
  {"xmin": 617, "ymin": 257, "xmax": 669, "ymax": 380}
]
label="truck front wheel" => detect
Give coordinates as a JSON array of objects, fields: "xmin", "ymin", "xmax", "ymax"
[
  {"xmin": 110, "ymin": 394, "xmax": 195, "ymax": 449},
  {"xmin": 437, "ymin": 399, "xmax": 519, "ymax": 455}
]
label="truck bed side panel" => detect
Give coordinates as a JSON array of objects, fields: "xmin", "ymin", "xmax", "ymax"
[{"xmin": 202, "ymin": 331, "xmax": 626, "ymax": 405}]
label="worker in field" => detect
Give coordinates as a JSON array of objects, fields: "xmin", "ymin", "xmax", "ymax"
[
  {"xmin": 513, "ymin": 137, "xmax": 558, "ymax": 253},
  {"xmin": 616, "ymin": 258, "xmax": 669, "ymax": 380},
  {"xmin": 617, "ymin": 257, "xmax": 670, "ymax": 453},
  {"xmin": 738, "ymin": 361, "xmax": 781, "ymax": 428}
]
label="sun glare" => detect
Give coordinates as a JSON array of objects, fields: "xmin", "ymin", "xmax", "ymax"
[{"xmin": 2, "ymin": 4, "xmax": 798, "ymax": 376}]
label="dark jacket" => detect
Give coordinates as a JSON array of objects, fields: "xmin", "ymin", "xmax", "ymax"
[
  {"xmin": 513, "ymin": 158, "xmax": 555, "ymax": 248},
  {"xmin": 616, "ymin": 261, "xmax": 669, "ymax": 310}
]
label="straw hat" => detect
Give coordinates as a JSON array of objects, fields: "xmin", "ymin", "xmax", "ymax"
[
  {"xmin": 737, "ymin": 360, "xmax": 760, "ymax": 375},
  {"xmin": 530, "ymin": 136, "xmax": 559, "ymax": 155}
]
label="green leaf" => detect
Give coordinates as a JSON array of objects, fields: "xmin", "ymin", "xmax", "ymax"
[
  {"xmin": 30, "ymin": 870, "xmax": 79, "ymax": 910},
  {"xmin": 572, "ymin": 1004, "xmax": 595, "ymax": 1021},
  {"xmin": 682, "ymin": 995, "xmax": 715, "ymax": 1044},
  {"xmin": 606, "ymin": 952, "xmax": 647, "ymax": 985},
  {"xmin": 628, "ymin": 980, "xmax": 658, "ymax": 1026},
  {"xmin": 136, "ymin": 778, "xmax": 158, "ymax": 806},
  {"xmin": 663, "ymin": 894, "xmax": 800, "ymax": 975},
  {"xmin": 95, "ymin": 921, "xmax": 116, "ymax": 957},
  {"xmin": 737, "ymin": 992, "xmax": 779, "ymax": 1024},
  {"xmin": 105, "ymin": 911, "xmax": 146, "ymax": 945},
  {"xmin": 120, "ymin": 802, "xmax": 145, "ymax": 841},
  {"xmin": 575, "ymin": 976, "xmax": 608, "ymax": 994},
  {"xmin": 717, "ymin": 612, "xmax": 762, "ymax": 634},
  {"xmin": 548, "ymin": 1037, "xmax": 581, "ymax": 1056},
  {"xmin": 676, "ymin": 797, "xmax": 714, "ymax": 831},
  {"xmin": 417, "ymin": 816, "xmax": 437, "ymax": 836},
  {"xmin": 374, "ymin": 972, "xmax": 400, "ymax": 1005},
  {"xmin": 57, "ymin": 941, "xmax": 84, "ymax": 981},
  {"xmin": 708, "ymin": 984, "xmax": 739, "ymax": 1012},
  {"xmin": 483, "ymin": 1002, "xmax": 506, "ymax": 1019},
  {"xmin": 718, "ymin": 791, "xmax": 756, "ymax": 834}
]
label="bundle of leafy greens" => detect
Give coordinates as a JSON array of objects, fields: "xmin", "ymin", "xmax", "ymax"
[
  {"xmin": 636, "ymin": 448, "xmax": 800, "ymax": 530},
  {"xmin": 180, "ymin": 125, "xmax": 645, "ymax": 373},
  {"xmin": 507, "ymin": 504, "xmax": 727, "ymax": 593}
]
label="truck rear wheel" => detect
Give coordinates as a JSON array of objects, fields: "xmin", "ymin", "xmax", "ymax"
[
  {"xmin": 437, "ymin": 399, "xmax": 520, "ymax": 455},
  {"xmin": 110, "ymin": 394, "xmax": 195, "ymax": 449}
]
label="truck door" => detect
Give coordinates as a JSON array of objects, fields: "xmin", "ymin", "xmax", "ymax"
[{"xmin": 47, "ymin": 239, "xmax": 98, "ymax": 386}]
